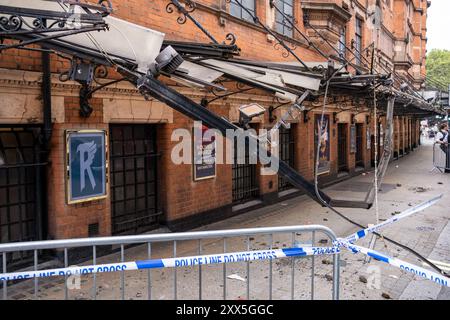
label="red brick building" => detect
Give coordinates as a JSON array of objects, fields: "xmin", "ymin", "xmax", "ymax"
[{"xmin": 0, "ymin": 0, "xmax": 438, "ymax": 263}]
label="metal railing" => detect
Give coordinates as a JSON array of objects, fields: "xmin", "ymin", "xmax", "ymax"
[
  {"xmin": 432, "ymin": 142, "xmax": 450, "ymax": 173},
  {"xmin": 0, "ymin": 225, "xmax": 340, "ymax": 300}
]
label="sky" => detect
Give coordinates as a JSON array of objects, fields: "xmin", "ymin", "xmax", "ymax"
[{"xmin": 427, "ymin": 0, "xmax": 450, "ymax": 52}]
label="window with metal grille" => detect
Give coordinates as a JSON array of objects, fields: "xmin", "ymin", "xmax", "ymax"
[
  {"xmin": 337, "ymin": 124, "xmax": 348, "ymax": 172},
  {"xmin": 355, "ymin": 124, "xmax": 364, "ymax": 168},
  {"xmin": 0, "ymin": 127, "xmax": 43, "ymax": 266},
  {"xmin": 275, "ymin": 0, "xmax": 294, "ymax": 37},
  {"xmin": 110, "ymin": 125, "xmax": 161, "ymax": 235},
  {"xmin": 232, "ymin": 135, "xmax": 259, "ymax": 204},
  {"xmin": 278, "ymin": 126, "xmax": 295, "ymax": 191},
  {"xmin": 230, "ymin": 0, "xmax": 255, "ymax": 22},
  {"xmin": 355, "ymin": 18, "xmax": 363, "ymax": 65},
  {"xmin": 339, "ymin": 27, "xmax": 347, "ymax": 58}
]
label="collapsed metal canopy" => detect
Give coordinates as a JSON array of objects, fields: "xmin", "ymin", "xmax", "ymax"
[
  {"xmin": 0, "ymin": 0, "xmax": 437, "ymax": 210},
  {"xmin": 0, "ymin": 0, "xmax": 372, "ymax": 209}
]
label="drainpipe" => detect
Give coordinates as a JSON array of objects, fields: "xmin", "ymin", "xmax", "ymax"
[
  {"xmin": 42, "ymin": 51, "xmax": 52, "ymax": 146},
  {"xmin": 38, "ymin": 41, "xmax": 52, "ymax": 240}
]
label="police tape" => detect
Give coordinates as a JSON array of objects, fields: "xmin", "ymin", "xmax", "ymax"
[
  {"xmin": 345, "ymin": 194, "xmax": 443, "ymax": 244},
  {"xmin": 0, "ymin": 246, "xmax": 340, "ymax": 281},
  {"xmin": 1, "ymin": 195, "xmax": 446, "ymax": 289},
  {"xmin": 336, "ymin": 238, "xmax": 450, "ymax": 287}
]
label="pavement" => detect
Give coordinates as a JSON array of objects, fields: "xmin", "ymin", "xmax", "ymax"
[{"xmin": 4, "ymin": 137, "xmax": 450, "ymax": 300}]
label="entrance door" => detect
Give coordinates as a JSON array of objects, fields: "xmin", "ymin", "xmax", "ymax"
[
  {"xmin": 337, "ymin": 124, "xmax": 348, "ymax": 172},
  {"xmin": 278, "ymin": 126, "xmax": 295, "ymax": 191},
  {"xmin": 355, "ymin": 124, "xmax": 364, "ymax": 168},
  {"xmin": 232, "ymin": 132, "xmax": 259, "ymax": 204},
  {"xmin": 0, "ymin": 127, "xmax": 44, "ymax": 267},
  {"xmin": 110, "ymin": 125, "xmax": 161, "ymax": 235}
]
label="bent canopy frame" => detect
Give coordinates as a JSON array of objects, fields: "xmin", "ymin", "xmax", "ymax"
[{"xmin": 0, "ymin": 0, "xmax": 439, "ymax": 209}]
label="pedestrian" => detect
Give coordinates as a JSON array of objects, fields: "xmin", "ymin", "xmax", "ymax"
[{"xmin": 435, "ymin": 123, "xmax": 449, "ymax": 173}]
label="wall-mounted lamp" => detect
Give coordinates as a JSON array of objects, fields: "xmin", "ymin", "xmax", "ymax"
[{"xmin": 239, "ymin": 103, "xmax": 266, "ymax": 128}]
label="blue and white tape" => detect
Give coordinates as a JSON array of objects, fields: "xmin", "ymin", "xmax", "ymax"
[
  {"xmin": 337, "ymin": 239, "xmax": 449, "ymax": 287},
  {"xmin": 345, "ymin": 194, "xmax": 443, "ymax": 244},
  {"xmin": 0, "ymin": 246, "xmax": 340, "ymax": 281},
  {"xmin": 1, "ymin": 194, "xmax": 447, "ymax": 290}
]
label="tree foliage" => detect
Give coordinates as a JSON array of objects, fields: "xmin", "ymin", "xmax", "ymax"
[{"xmin": 426, "ymin": 49, "xmax": 450, "ymax": 90}]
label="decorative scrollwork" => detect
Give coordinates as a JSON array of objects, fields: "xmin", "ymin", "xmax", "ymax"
[
  {"xmin": 0, "ymin": 16, "xmax": 23, "ymax": 32},
  {"xmin": 223, "ymin": 33, "xmax": 237, "ymax": 46},
  {"xmin": 274, "ymin": 41, "xmax": 288, "ymax": 58},
  {"xmin": 236, "ymin": 82, "xmax": 246, "ymax": 90},
  {"xmin": 59, "ymin": 70, "xmax": 71, "ymax": 82},
  {"xmin": 93, "ymin": 65, "xmax": 109, "ymax": 84},
  {"xmin": 311, "ymin": 99, "xmax": 323, "ymax": 107},
  {"xmin": 202, "ymin": 81, "xmax": 253, "ymax": 107},
  {"xmin": 32, "ymin": 17, "xmax": 44, "ymax": 29},
  {"xmin": 0, "ymin": 1, "xmax": 110, "ymax": 42},
  {"xmin": 273, "ymin": 40, "xmax": 298, "ymax": 59},
  {"xmin": 312, "ymin": 64, "xmax": 325, "ymax": 73},
  {"xmin": 166, "ymin": 0, "xmax": 196, "ymax": 25},
  {"xmin": 211, "ymin": 85, "xmax": 226, "ymax": 97},
  {"xmin": 98, "ymin": 0, "xmax": 114, "ymax": 17},
  {"xmin": 183, "ymin": 0, "xmax": 196, "ymax": 12}
]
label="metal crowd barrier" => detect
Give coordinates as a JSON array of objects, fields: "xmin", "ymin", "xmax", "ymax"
[
  {"xmin": 432, "ymin": 142, "xmax": 450, "ymax": 173},
  {"xmin": 0, "ymin": 225, "xmax": 340, "ymax": 300}
]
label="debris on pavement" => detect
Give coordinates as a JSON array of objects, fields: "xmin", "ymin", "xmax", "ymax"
[
  {"xmin": 359, "ymin": 276, "xmax": 368, "ymax": 284},
  {"xmin": 382, "ymin": 293, "xmax": 392, "ymax": 299},
  {"xmin": 227, "ymin": 274, "xmax": 246, "ymax": 282}
]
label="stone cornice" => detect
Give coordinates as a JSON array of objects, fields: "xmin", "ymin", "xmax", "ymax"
[
  {"xmin": 301, "ymin": 2, "xmax": 353, "ymax": 22},
  {"xmin": 0, "ymin": 68, "xmax": 276, "ymax": 106}
]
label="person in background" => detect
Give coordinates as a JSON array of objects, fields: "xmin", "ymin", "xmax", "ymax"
[{"xmin": 435, "ymin": 123, "xmax": 449, "ymax": 173}]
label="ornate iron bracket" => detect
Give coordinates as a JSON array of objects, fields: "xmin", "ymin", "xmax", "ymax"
[
  {"xmin": 166, "ymin": 0, "xmax": 220, "ymax": 44},
  {"xmin": 60, "ymin": 62, "xmax": 123, "ymax": 117},
  {"xmin": 0, "ymin": 1, "xmax": 111, "ymax": 51},
  {"xmin": 200, "ymin": 82, "xmax": 251, "ymax": 107},
  {"xmin": 268, "ymin": 101, "xmax": 291, "ymax": 123}
]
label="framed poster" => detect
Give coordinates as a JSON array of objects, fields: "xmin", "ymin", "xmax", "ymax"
[
  {"xmin": 314, "ymin": 114, "xmax": 331, "ymax": 175},
  {"xmin": 366, "ymin": 126, "xmax": 371, "ymax": 150},
  {"xmin": 193, "ymin": 124, "xmax": 216, "ymax": 181},
  {"xmin": 350, "ymin": 124, "xmax": 356, "ymax": 154},
  {"xmin": 66, "ymin": 130, "xmax": 108, "ymax": 204}
]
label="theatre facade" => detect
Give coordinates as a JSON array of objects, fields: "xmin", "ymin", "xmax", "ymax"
[{"xmin": 0, "ymin": 0, "xmax": 436, "ymax": 266}]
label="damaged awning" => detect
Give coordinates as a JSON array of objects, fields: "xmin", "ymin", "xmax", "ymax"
[
  {"xmin": 2, "ymin": 0, "xmax": 165, "ymax": 73},
  {"xmin": 173, "ymin": 58, "xmax": 324, "ymax": 102},
  {"xmin": 0, "ymin": 1, "xmax": 337, "ymax": 207},
  {"xmin": 3, "ymin": 1, "xmax": 328, "ymax": 103}
]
